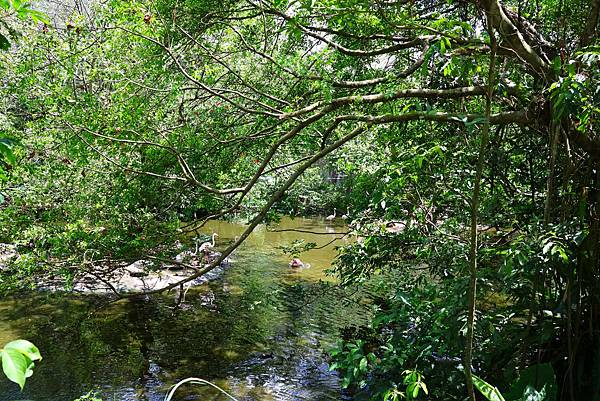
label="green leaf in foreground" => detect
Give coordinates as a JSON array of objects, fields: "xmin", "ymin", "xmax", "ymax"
[
  {"xmin": 473, "ymin": 374, "xmax": 506, "ymax": 401},
  {"xmin": 0, "ymin": 140, "xmax": 16, "ymax": 166},
  {"xmin": 4, "ymin": 340, "xmax": 42, "ymax": 362},
  {"xmin": 1, "ymin": 340, "xmax": 42, "ymax": 390},
  {"xmin": 1, "ymin": 348, "xmax": 30, "ymax": 390}
]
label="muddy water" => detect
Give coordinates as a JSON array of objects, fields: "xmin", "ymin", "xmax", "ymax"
[{"xmin": 0, "ymin": 217, "xmax": 369, "ymax": 401}]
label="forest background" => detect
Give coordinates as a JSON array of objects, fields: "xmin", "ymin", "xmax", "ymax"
[{"xmin": 0, "ymin": 0, "xmax": 599, "ymax": 400}]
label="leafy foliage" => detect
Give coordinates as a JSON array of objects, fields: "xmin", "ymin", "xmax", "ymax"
[
  {"xmin": 473, "ymin": 374, "xmax": 506, "ymax": 401},
  {"xmin": 0, "ymin": 0, "xmax": 598, "ymax": 400},
  {"xmin": 0, "ymin": 339, "xmax": 41, "ymax": 390}
]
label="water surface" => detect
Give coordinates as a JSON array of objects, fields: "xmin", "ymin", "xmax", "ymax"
[{"xmin": 0, "ymin": 217, "xmax": 369, "ymax": 401}]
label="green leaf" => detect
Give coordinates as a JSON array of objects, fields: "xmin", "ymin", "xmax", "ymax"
[
  {"xmin": 1, "ymin": 340, "xmax": 42, "ymax": 390},
  {"xmin": 420, "ymin": 381, "xmax": 428, "ymax": 395},
  {"xmin": 406, "ymin": 382, "xmax": 420, "ymax": 399},
  {"xmin": 0, "ymin": 33, "xmax": 10, "ymax": 51},
  {"xmin": 520, "ymin": 385, "xmax": 547, "ymax": 401},
  {"xmin": 473, "ymin": 374, "xmax": 506, "ymax": 401},
  {"xmin": 27, "ymin": 9, "xmax": 50, "ymax": 25},
  {"xmin": 1, "ymin": 348, "xmax": 30, "ymax": 390},
  {"xmin": 359, "ymin": 356, "xmax": 367, "ymax": 371},
  {"xmin": 542, "ymin": 240, "xmax": 553, "ymax": 255},
  {"xmin": 0, "ymin": 141, "xmax": 16, "ymax": 165},
  {"xmin": 411, "ymin": 382, "xmax": 420, "ymax": 398},
  {"xmin": 4, "ymin": 340, "xmax": 42, "ymax": 361},
  {"xmin": 505, "ymin": 363, "xmax": 556, "ymax": 401},
  {"xmin": 24, "ymin": 361, "xmax": 35, "ymax": 378}
]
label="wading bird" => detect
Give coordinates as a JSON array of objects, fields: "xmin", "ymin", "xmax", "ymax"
[
  {"xmin": 199, "ymin": 233, "xmax": 218, "ymax": 252},
  {"xmin": 341, "ymin": 207, "xmax": 350, "ymax": 220},
  {"xmin": 326, "ymin": 208, "xmax": 336, "ymax": 221},
  {"xmin": 199, "ymin": 233, "xmax": 218, "ymax": 262},
  {"xmin": 175, "ymin": 240, "xmax": 200, "ymax": 264}
]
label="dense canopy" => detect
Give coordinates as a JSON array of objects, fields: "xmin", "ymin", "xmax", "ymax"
[{"xmin": 0, "ymin": 0, "xmax": 599, "ymax": 400}]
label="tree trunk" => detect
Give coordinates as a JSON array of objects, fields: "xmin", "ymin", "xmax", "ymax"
[{"xmin": 464, "ymin": 19, "xmax": 498, "ymax": 401}]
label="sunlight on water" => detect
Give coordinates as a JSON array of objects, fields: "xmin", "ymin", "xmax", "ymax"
[{"xmin": 195, "ymin": 216, "xmax": 351, "ymax": 283}]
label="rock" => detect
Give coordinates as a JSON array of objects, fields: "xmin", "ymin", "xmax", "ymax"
[
  {"xmin": 199, "ymin": 290, "xmax": 215, "ymax": 306},
  {"xmin": 126, "ymin": 260, "xmax": 151, "ymax": 277},
  {"xmin": 33, "ymin": 246, "xmax": 233, "ymax": 295},
  {"xmin": 385, "ymin": 221, "xmax": 406, "ymax": 234},
  {"xmin": 0, "ymin": 243, "xmax": 18, "ymax": 271}
]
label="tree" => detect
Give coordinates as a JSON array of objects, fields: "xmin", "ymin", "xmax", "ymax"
[
  {"xmin": 0, "ymin": 0, "xmax": 48, "ymax": 180},
  {"xmin": 0, "ymin": 0, "xmax": 598, "ymax": 399}
]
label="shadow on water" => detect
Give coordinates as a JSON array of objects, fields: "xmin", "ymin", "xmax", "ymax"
[{"xmin": 0, "ymin": 217, "xmax": 369, "ymax": 401}]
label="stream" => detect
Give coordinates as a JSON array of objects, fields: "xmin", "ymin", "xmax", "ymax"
[{"xmin": 0, "ymin": 217, "xmax": 371, "ymax": 401}]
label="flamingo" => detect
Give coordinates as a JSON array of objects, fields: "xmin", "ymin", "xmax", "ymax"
[
  {"xmin": 175, "ymin": 240, "xmax": 199, "ymax": 264},
  {"xmin": 341, "ymin": 207, "xmax": 350, "ymax": 220},
  {"xmin": 199, "ymin": 233, "xmax": 218, "ymax": 262},
  {"xmin": 326, "ymin": 208, "xmax": 337, "ymax": 221}
]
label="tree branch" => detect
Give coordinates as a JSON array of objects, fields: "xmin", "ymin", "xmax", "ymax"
[
  {"xmin": 281, "ymin": 86, "xmax": 501, "ymax": 120},
  {"xmin": 119, "ymin": 123, "xmax": 369, "ymax": 298},
  {"xmin": 478, "ymin": 0, "xmax": 552, "ymax": 79}
]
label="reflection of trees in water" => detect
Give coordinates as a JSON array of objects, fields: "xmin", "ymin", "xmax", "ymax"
[
  {"xmin": 228, "ymin": 280, "xmax": 359, "ymax": 401},
  {"xmin": 125, "ymin": 297, "xmax": 158, "ymax": 380},
  {"xmin": 0, "ymin": 242, "xmax": 357, "ymax": 400},
  {"xmin": 0, "ymin": 295, "xmax": 148, "ymax": 400},
  {"xmin": 277, "ymin": 280, "xmax": 365, "ymax": 338},
  {"xmin": 224, "ymin": 272, "xmax": 279, "ymax": 338},
  {"xmin": 0, "ymin": 290, "xmax": 279, "ymax": 399}
]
